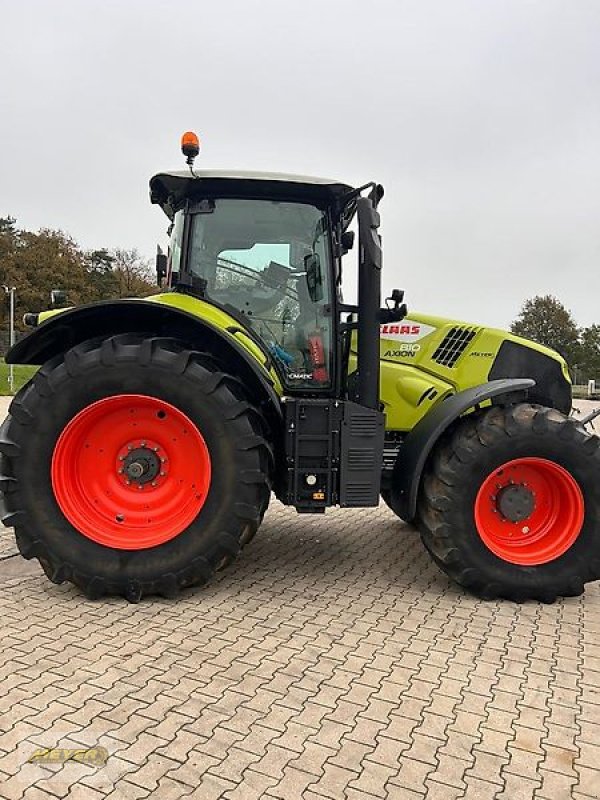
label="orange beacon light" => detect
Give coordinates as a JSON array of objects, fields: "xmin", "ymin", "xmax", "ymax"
[{"xmin": 181, "ymin": 131, "xmax": 200, "ymax": 167}]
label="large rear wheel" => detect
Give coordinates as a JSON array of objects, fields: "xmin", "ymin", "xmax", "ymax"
[
  {"xmin": 0, "ymin": 335, "xmax": 273, "ymax": 601},
  {"xmin": 417, "ymin": 403, "xmax": 600, "ymax": 601}
]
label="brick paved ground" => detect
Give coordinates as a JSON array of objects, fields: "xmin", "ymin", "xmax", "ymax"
[{"xmin": 0, "ymin": 397, "xmax": 599, "ymax": 799}]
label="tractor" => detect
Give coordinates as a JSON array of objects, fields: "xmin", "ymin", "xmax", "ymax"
[{"xmin": 2, "ymin": 132, "xmax": 599, "ymax": 603}]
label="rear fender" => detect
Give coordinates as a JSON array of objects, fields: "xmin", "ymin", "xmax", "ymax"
[{"xmin": 7, "ymin": 299, "xmax": 283, "ymax": 423}]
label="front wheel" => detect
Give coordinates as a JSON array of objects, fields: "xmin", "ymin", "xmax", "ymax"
[
  {"xmin": 418, "ymin": 403, "xmax": 600, "ymax": 601},
  {"xmin": 0, "ymin": 335, "xmax": 273, "ymax": 601}
]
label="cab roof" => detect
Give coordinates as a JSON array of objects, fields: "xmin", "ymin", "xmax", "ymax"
[{"xmin": 149, "ymin": 170, "xmax": 355, "ymax": 219}]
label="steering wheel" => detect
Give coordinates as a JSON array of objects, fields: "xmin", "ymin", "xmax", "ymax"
[
  {"xmin": 209, "ymin": 260, "xmax": 300, "ymax": 315},
  {"xmin": 210, "ymin": 283, "xmax": 283, "ymax": 315}
]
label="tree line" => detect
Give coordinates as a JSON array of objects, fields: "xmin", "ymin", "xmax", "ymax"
[
  {"xmin": 0, "ymin": 216, "xmax": 155, "ymax": 345},
  {"xmin": 511, "ymin": 295, "xmax": 600, "ymax": 384}
]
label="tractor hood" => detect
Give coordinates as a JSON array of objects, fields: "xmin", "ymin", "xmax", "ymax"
[{"xmin": 372, "ymin": 311, "xmax": 572, "ymax": 416}]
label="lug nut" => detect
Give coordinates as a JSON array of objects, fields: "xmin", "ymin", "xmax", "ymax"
[
  {"xmin": 151, "ymin": 481, "xmax": 157, "ymax": 487},
  {"xmin": 160, "ymin": 471, "xmax": 165, "ymax": 477}
]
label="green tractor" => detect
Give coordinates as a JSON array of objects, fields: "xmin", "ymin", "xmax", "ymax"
[{"xmin": 2, "ymin": 132, "xmax": 599, "ymax": 602}]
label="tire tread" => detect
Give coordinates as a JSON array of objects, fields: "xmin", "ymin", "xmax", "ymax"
[{"xmin": 0, "ymin": 334, "xmax": 273, "ymax": 602}]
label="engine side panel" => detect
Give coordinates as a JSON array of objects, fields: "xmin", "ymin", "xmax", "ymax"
[{"xmin": 349, "ymin": 311, "xmax": 572, "ymax": 432}]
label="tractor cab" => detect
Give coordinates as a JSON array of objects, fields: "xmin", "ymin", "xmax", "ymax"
[
  {"xmin": 148, "ymin": 160, "xmax": 391, "ymax": 512},
  {"xmin": 150, "ymin": 169, "xmax": 364, "ymax": 395}
]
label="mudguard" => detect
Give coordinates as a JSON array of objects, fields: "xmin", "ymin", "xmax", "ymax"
[
  {"xmin": 7, "ymin": 299, "xmax": 283, "ymax": 421},
  {"xmin": 390, "ymin": 378, "xmax": 535, "ymax": 522}
]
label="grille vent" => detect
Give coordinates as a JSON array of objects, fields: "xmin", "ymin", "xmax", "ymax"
[
  {"xmin": 343, "ymin": 484, "xmax": 374, "ymax": 503},
  {"xmin": 350, "ymin": 414, "xmax": 378, "ymax": 436},
  {"xmin": 347, "ymin": 449, "xmax": 376, "ymax": 470},
  {"xmin": 432, "ymin": 327, "xmax": 477, "ymax": 368}
]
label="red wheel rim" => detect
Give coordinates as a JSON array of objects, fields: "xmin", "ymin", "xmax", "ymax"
[
  {"xmin": 51, "ymin": 395, "xmax": 211, "ymax": 549},
  {"xmin": 474, "ymin": 457, "xmax": 584, "ymax": 566}
]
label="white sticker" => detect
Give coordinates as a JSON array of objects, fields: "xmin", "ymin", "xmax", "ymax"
[{"xmin": 380, "ymin": 319, "xmax": 436, "ymax": 342}]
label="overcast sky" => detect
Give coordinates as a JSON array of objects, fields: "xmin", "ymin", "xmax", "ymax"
[{"xmin": 1, "ymin": 0, "xmax": 599, "ymax": 329}]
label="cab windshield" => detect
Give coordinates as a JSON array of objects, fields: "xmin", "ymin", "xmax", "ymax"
[{"xmin": 177, "ymin": 198, "xmax": 333, "ymax": 388}]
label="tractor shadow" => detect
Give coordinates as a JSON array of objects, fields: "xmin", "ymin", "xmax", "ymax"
[
  {"xmin": 3, "ymin": 500, "xmax": 460, "ymax": 606},
  {"xmin": 208, "ymin": 499, "xmax": 461, "ymax": 602}
]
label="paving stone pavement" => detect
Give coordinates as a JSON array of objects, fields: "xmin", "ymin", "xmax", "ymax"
[{"xmin": 0, "ymin": 396, "xmax": 599, "ymax": 799}]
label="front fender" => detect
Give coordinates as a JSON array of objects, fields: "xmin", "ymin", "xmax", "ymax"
[
  {"xmin": 7, "ymin": 299, "xmax": 283, "ymax": 421},
  {"xmin": 390, "ymin": 378, "xmax": 535, "ymax": 522}
]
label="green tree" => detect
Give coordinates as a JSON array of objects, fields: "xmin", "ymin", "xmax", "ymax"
[
  {"xmin": 0, "ymin": 219, "xmax": 156, "ymax": 343},
  {"xmin": 511, "ymin": 295, "xmax": 581, "ymax": 365},
  {"xmin": 578, "ymin": 325, "xmax": 600, "ymax": 382},
  {"xmin": 0, "ymin": 216, "xmax": 16, "ymax": 236},
  {"xmin": 84, "ymin": 248, "xmax": 119, "ymax": 300},
  {"xmin": 111, "ymin": 248, "xmax": 154, "ymax": 298},
  {"xmin": 0, "ymin": 226, "xmax": 91, "ymax": 335},
  {"xmin": 0, "ymin": 216, "xmax": 17, "ymax": 261}
]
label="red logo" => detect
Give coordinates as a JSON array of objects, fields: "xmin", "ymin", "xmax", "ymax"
[{"xmin": 380, "ymin": 324, "xmax": 421, "ymax": 336}]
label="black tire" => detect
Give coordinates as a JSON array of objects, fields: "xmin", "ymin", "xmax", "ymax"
[
  {"xmin": 380, "ymin": 489, "xmax": 393, "ymax": 511},
  {"xmin": 0, "ymin": 335, "xmax": 273, "ymax": 602},
  {"xmin": 380, "ymin": 489, "xmax": 406, "ymax": 520},
  {"xmin": 417, "ymin": 403, "xmax": 600, "ymax": 602}
]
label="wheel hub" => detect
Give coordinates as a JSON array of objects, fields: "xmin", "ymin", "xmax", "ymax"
[
  {"xmin": 496, "ymin": 483, "xmax": 535, "ymax": 522},
  {"xmin": 122, "ymin": 446, "xmax": 161, "ymax": 485},
  {"xmin": 116, "ymin": 438, "xmax": 169, "ymax": 490}
]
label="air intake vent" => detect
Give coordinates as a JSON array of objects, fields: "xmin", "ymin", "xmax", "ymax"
[
  {"xmin": 349, "ymin": 414, "xmax": 378, "ymax": 436},
  {"xmin": 343, "ymin": 484, "xmax": 375, "ymax": 503},
  {"xmin": 432, "ymin": 327, "xmax": 477, "ymax": 368},
  {"xmin": 347, "ymin": 449, "xmax": 376, "ymax": 470}
]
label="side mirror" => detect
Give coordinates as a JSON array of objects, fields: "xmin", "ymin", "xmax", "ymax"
[
  {"xmin": 156, "ymin": 250, "xmax": 168, "ymax": 286},
  {"xmin": 340, "ymin": 230, "xmax": 355, "ymax": 256},
  {"xmin": 50, "ymin": 289, "xmax": 67, "ymax": 308},
  {"xmin": 304, "ymin": 253, "xmax": 323, "ymax": 302}
]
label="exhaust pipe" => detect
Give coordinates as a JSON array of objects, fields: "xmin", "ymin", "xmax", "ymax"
[{"xmin": 356, "ymin": 195, "xmax": 382, "ymax": 410}]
